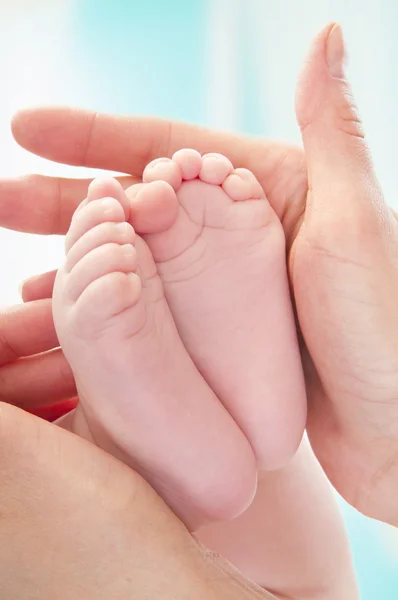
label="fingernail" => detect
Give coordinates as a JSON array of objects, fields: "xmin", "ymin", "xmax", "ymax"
[
  {"xmin": 18, "ymin": 279, "xmax": 26, "ymax": 299},
  {"xmin": 326, "ymin": 23, "xmax": 346, "ymax": 78}
]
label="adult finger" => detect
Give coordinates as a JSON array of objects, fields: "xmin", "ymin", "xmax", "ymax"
[
  {"xmin": 0, "ymin": 348, "xmax": 76, "ymax": 408},
  {"xmin": 295, "ymin": 22, "xmax": 390, "ymax": 232},
  {"xmin": 11, "ymin": 107, "xmax": 305, "ymax": 224},
  {"xmin": 12, "ymin": 108, "xmax": 266, "ymax": 175},
  {"xmin": 0, "ymin": 301, "xmax": 75, "ymax": 407},
  {"xmin": 0, "ymin": 300, "xmax": 58, "ymax": 365},
  {"xmin": 20, "ymin": 270, "xmax": 57, "ymax": 301},
  {"xmin": 0, "ymin": 174, "xmax": 137, "ymax": 234},
  {"xmin": 293, "ymin": 23, "xmax": 398, "ymax": 525}
]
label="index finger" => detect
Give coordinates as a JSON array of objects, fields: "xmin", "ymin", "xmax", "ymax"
[{"xmin": 12, "ymin": 108, "xmax": 265, "ymax": 176}]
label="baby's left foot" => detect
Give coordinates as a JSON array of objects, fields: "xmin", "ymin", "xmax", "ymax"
[
  {"xmin": 52, "ymin": 178, "xmax": 257, "ymax": 527},
  {"xmin": 131, "ymin": 150, "xmax": 307, "ymax": 469}
]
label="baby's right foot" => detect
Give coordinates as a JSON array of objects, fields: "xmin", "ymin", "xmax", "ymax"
[
  {"xmin": 52, "ymin": 178, "xmax": 257, "ymax": 528},
  {"xmin": 133, "ymin": 150, "xmax": 307, "ymax": 470}
]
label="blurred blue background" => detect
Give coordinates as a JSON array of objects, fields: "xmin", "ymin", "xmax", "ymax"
[{"xmin": 0, "ymin": 1, "xmax": 397, "ymax": 596}]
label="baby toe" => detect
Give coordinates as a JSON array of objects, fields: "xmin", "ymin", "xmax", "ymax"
[
  {"xmin": 65, "ymin": 242, "xmax": 137, "ymax": 301},
  {"xmin": 86, "ymin": 178, "xmax": 131, "ymax": 220},
  {"xmin": 199, "ymin": 153, "xmax": 233, "ymax": 185},
  {"xmin": 126, "ymin": 181, "xmax": 178, "ymax": 234},
  {"xmin": 66, "ymin": 197, "xmax": 126, "ymax": 254},
  {"xmin": 65, "ymin": 221, "xmax": 135, "ymax": 272},
  {"xmin": 172, "ymin": 149, "xmax": 202, "ymax": 180},
  {"xmin": 222, "ymin": 168, "xmax": 264, "ymax": 201},
  {"xmin": 143, "ymin": 157, "xmax": 182, "ymax": 191},
  {"xmin": 70, "ymin": 272, "xmax": 142, "ymax": 337}
]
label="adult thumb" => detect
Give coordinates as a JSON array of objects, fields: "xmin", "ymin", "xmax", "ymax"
[
  {"xmin": 295, "ymin": 23, "xmax": 390, "ymax": 235},
  {"xmin": 293, "ymin": 24, "xmax": 398, "ymax": 526}
]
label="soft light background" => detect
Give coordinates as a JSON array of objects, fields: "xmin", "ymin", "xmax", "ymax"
[{"xmin": 0, "ymin": 1, "xmax": 397, "ymax": 597}]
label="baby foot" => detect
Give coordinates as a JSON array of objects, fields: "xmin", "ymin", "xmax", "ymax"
[
  {"xmin": 130, "ymin": 150, "xmax": 307, "ymax": 470},
  {"xmin": 52, "ymin": 178, "xmax": 256, "ymax": 528}
]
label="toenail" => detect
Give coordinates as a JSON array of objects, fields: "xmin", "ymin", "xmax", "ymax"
[
  {"xmin": 204, "ymin": 154, "xmax": 226, "ymax": 162},
  {"xmin": 116, "ymin": 222, "xmax": 132, "ymax": 237},
  {"xmin": 101, "ymin": 198, "xmax": 117, "ymax": 214},
  {"xmin": 121, "ymin": 244, "xmax": 135, "ymax": 257},
  {"xmin": 148, "ymin": 158, "xmax": 171, "ymax": 169},
  {"xmin": 231, "ymin": 173, "xmax": 245, "ymax": 183}
]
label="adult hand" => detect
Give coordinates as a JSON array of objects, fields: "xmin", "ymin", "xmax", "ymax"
[
  {"xmin": 2, "ymin": 399, "xmax": 359, "ymax": 600},
  {"xmin": 3, "ymin": 23, "xmax": 398, "ymax": 526},
  {"xmin": 0, "ymin": 301, "xmax": 75, "ymax": 411},
  {"xmin": 0, "ymin": 401, "xmax": 277, "ymax": 600},
  {"xmin": 0, "ymin": 111, "xmax": 306, "ymax": 410},
  {"xmin": 0, "ymin": 282, "xmax": 357, "ymax": 600},
  {"xmin": 292, "ymin": 24, "xmax": 398, "ymax": 526}
]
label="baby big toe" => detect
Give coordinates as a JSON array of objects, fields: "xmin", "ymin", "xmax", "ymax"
[{"xmin": 126, "ymin": 181, "xmax": 178, "ymax": 234}]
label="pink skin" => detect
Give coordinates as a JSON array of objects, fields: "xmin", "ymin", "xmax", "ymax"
[
  {"xmin": 53, "ymin": 149, "xmax": 305, "ymax": 529},
  {"xmin": 53, "ymin": 178, "xmax": 257, "ymax": 530},
  {"xmin": 138, "ymin": 150, "xmax": 307, "ymax": 469}
]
